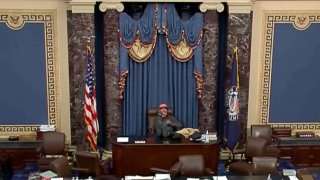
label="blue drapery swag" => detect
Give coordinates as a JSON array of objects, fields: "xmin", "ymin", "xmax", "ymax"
[{"xmin": 118, "ymin": 3, "xmax": 204, "ymax": 136}]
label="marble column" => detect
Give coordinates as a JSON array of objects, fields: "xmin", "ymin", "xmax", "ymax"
[
  {"xmin": 103, "ymin": 10, "xmax": 121, "ymax": 150},
  {"xmin": 226, "ymin": 2, "xmax": 253, "ymax": 144},
  {"xmin": 199, "ymin": 10, "xmax": 219, "ymax": 132},
  {"xmin": 197, "ymin": 2, "xmax": 224, "ymax": 132},
  {"xmin": 99, "ymin": 2, "xmax": 124, "ymax": 150},
  {"xmin": 67, "ymin": 10, "xmax": 95, "ymax": 150}
]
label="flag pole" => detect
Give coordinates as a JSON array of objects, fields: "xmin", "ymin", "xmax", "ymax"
[
  {"xmin": 224, "ymin": 46, "xmax": 241, "ymax": 169},
  {"xmin": 83, "ymin": 36, "xmax": 96, "ymax": 51},
  {"xmin": 83, "ymin": 35, "xmax": 99, "ymax": 152}
]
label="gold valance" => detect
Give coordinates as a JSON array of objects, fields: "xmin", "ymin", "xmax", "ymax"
[{"xmin": 119, "ymin": 30, "xmax": 157, "ymax": 63}]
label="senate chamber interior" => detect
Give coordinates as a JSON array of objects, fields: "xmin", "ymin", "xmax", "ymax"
[{"xmin": 1, "ymin": 0, "xmax": 320, "ymax": 179}]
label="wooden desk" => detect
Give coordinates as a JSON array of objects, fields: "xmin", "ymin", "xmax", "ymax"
[
  {"xmin": 0, "ymin": 138, "xmax": 42, "ymax": 169},
  {"xmin": 112, "ymin": 138, "xmax": 218, "ymax": 177},
  {"xmin": 278, "ymin": 137, "xmax": 320, "ymax": 167}
]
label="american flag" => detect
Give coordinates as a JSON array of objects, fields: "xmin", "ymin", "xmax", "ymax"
[{"xmin": 84, "ymin": 45, "xmax": 99, "ymax": 151}]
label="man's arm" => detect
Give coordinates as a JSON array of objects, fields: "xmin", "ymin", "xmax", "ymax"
[
  {"xmin": 153, "ymin": 117, "xmax": 162, "ymax": 136},
  {"xmin": 168, "ymin": 116, "xmax": 182, "ymax": 130}
]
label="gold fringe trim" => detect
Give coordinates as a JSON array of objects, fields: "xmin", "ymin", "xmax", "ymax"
[
  {"xmin": 128, "ymin": 31, "xmax": 157, "ymax": 62},
  {"xmin": 168, "ymin": 36, "xmax": 193, "ymax": 62},
  {"xmin": 118, "ymin": 29, "xmax": 138, "ymax": 48},
  {"xmin": 118, "ymin": 4, "xmax": 158, "ymax": 63},
  {"xmin": 193, "ymin": 71, "xmax": 203, "ymax": 99},
  {"xmin": 118, "ymin": 70, "xmax": 128, "ymax": 99},
  {"xmin": 118, "ymin": 29, "xmax": 157, "ymax": 63},
  {"xmin": 165, "ymin": 30, "xmax": 203, "ymax": 62},
  {"xmin": 118, "ymin": 4, "xmax": 204, "ymax": 63}
]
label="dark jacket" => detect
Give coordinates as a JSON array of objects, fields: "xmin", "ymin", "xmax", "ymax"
[{"xmin": 153, "ymin": 115, "xmax": 182, "ymax": 138}]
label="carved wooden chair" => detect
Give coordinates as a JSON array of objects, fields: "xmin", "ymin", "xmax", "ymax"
[
  {"xmin": 229, "ymin": 137, "xmax": 279, "ymax": 175},
  {"xmin": 251, "ymin": 124, "xmax": 281, "ymax": 157},
  {"xmin": 37, "ymin": 132, "xmax": 67, "ymax": 171}
]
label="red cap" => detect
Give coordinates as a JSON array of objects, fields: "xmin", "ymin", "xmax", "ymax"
[{"xmin": 159, "ymin": 103, "xmax": 168, "ymax": 109}]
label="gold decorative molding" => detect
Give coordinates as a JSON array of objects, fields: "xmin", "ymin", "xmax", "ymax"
[
  {"xmin": 5, "ymin": 13, "xmax": 24, "ymax": 30},
  {"xmin": 118, "ymin": 70, "xmax": 128, "ymax": 99},
  {"xmin": 293, "ymin": 15, "xmax": 311, "ymax": 30},
  {"xmin": 193, "ymin": 71, "xmax": 203, "ymax": 99}
]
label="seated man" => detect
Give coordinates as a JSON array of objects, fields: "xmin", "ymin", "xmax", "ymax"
[{"xmin": 153, "ymin": 103, "xmax": 182, "ymax": 139}]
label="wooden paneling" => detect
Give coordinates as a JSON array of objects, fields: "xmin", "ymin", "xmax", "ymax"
[
  {"xmin": 278, "ymin": 137, "xmax": 320, "ymax": 167},
  {"xmin": 0, "ymin": 139, "xmax": 42, "ymax": 170},
  {"xmin": 112, "ymin": 138, "xmax": 218, "ymax": 177}
]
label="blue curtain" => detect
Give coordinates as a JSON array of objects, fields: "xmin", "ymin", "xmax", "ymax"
[
  {"xmin": 119, "ymin": 3, "xmax": 203, "ymax": 136},
  {"xmin": 217, "ymin": 3, "xmax": 228, "ymax": 142},
  {"xmin": 94, "ymin": 2, "xmax": 106, "ymax": 147}
]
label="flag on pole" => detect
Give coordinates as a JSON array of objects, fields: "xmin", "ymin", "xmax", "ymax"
[
  {"xmin": 84, "ymin": 44, "xmax": 99, "ymax": 151},
  {"xmin": 224, "ymin": 47, "xmax": 240, "ymax": 151}
]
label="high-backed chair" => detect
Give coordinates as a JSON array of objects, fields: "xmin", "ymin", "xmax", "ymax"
[
  {"xmin": 75, "ymin": 151, "xmax": 101, "ymax": 177},
  {"xmin": 75, "ymin": 151, "xmax": 112, "ymax": 177},
  {"xmin": 229, "ymin": 136, "xmax": 266, "ymax": 175},
  {"xmin": 49, "ymin": 156, "xmax": 91, "ymax": 178},
  {"xmin": 177, "ymin": 155, "xmax": 215, "ymax": 176},
  {"xmin": 229, "ymin": 137, "xmax": 279, "ymax": 175},
  {"xmin": 251, "ymin": 157, "xmax": 279, "ymax": 175},
  {"xmin": 147, "ymin": 107, "xmax": 173, "ymax": 137},
  {"xmin": 50, "ymin": 152, "xmax": 113, "ymax": 178},
  {"xmin": 75, "ymin": 151, "xmax": 113, "ymax": 177},
  {"xmin": 49, "ymin": 156, "xmax": 72, "ymax": 177},
  {"xmin": 37, "ymin": 132, "xmax": 67, "ymax": 171},
  {"xmin": 243, "ymin": 136, "xmax": 268, "ymax": 161},
  {"xmin": 251, "ymin": 124, "xmax": 281, "ymax": 157},
  {"xmin": 151, "ymin": 155, "xmax": 214, "ymax": 176},
  {"xmin": 251, "ymin": 124, "xmax": 274, "ymax": 143}
]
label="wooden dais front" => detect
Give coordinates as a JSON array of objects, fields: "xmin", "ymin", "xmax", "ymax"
[{"xmin": 112, "ymin": 138, "xmax": 218, "ymax": 177}]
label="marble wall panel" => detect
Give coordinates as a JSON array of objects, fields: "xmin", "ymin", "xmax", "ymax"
[
  {"xmin": 103, "ymin": 10, "xmax": 121, "ymax": 150},
  {"xmin": 226, "ymin": 13, "xmax": 252, "ymax": 143},
  {"xmin": 200, "ymin": 11, "xmax": 219, "ymax": 132},
  {"xmin": 67, "ymin": 11, "xmax": 95, "ymax": 150}
]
